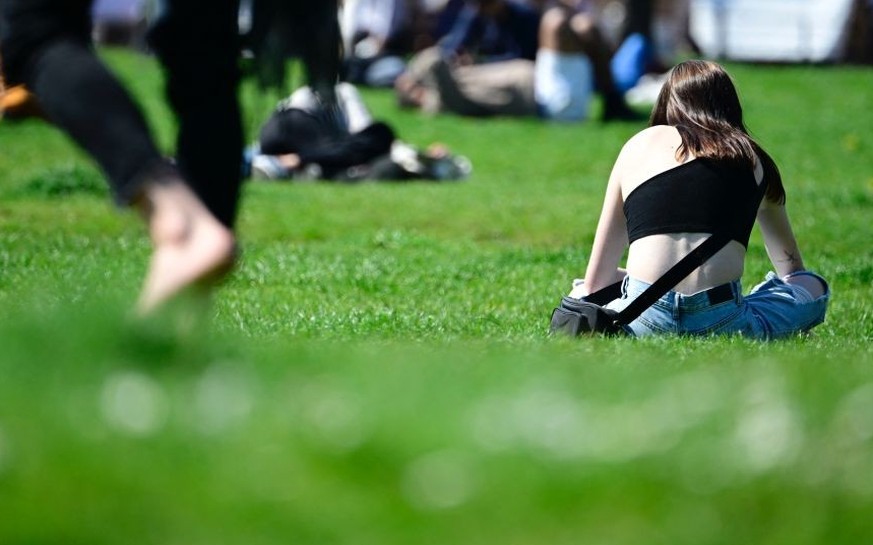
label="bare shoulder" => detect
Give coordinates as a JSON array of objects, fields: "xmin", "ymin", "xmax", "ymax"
[
  {"xmin": 614, "ymin": 125, "xmax": 688, "ymax": 197},
  {"xmin": 621, "ymin": 125, "xmax": 682, "ymax": 154}
]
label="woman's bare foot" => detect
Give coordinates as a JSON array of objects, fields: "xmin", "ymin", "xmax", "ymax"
[{"xmin": 135, "ymin": 181, "xmax": 237, "ymax": 315}]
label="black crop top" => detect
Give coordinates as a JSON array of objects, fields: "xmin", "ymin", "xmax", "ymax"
[{"xmin": 623, "ymin": 159, "xmax": 764, "ymax": 248}]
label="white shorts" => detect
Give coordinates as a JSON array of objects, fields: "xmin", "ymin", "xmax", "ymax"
[{"xmin": 534, "ymin": 49, "xmax": 593, "ymax": 122}]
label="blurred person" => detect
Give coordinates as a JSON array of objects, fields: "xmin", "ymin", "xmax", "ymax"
[
  {"xmin": 342, "ymin": 0, "xmax": 411, "ymax": 87},
  {"xmin": 439, "ymin": 0, "xmax": 542, "ymax": 63},
  {"xmin": 430, "ymin": 0, "xmax": 467, "ymax": 42},
  {"xmin": 1, "ymin": 52, "xmax": 42, "ymax": 120},
  {"xmin": 563, "ymin": 60, "xmax": 829, "ymax": 338},
  {"xmin": 396, "ymin": 44, "xmax": 538, "ymax": 117},
  {"xmin": 0, "ymin": 0, "xmax": 243, "ymax": 313},
  {"xmin": 610, "ymin": 0, "xmax": 657, "ymax": 90},
  {"xmin": 432, "ymin": 0, "xmax": 638, "ymax": 119},
  {"xmin": 396, "ymin": 0, "xmax": 641, "ymax": 121},
  {"xmin": 396, "ymin": 0, "xmax": 542, "ymax": 117},
  {"xmin": 538, "ymin": 0, "xmax": 642, "ymax": 120},
  {"xmin": 0, "ymin": 81, "xmax": 42, "ymax": 119},
  {"xmin": 403, "ymin": 0, "xmax": 465, "ymax": 53},
  {"xmin": 854, "ymin": 0, "xmax": 873, "ymax": 62},
  {"xmin": 521, "ymin": 0, "xmax": 550, "ymax": 10},
  {"xmin": 91, "ymin": 0, "xmax": 147, "ymax": 49},
  {"xmin": 617, "ymin": 0, "xmax": 703, "ymax": 108},
  {"xmin": 249, "ymin": 82, "xmax": 471, "ymax": 183},
  {"xmin": 245, "ymin": 0, "xmax": 343, "ymax": 122}
]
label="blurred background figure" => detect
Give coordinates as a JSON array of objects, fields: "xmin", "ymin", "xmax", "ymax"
[
  {"xmin": 538, "ymin": 0, "xmax": 643, "ymax": 120},
  {"xmin": 91, "ymin": 0, "xmax": 148, "ymax": 50},
  {"xmin": 0, "ymin": 0, "xmax": 352, "ymax": 312},
  {"xmin": 410, "ymin": 0, "xmax": 467, "ymax": 50},
  {"xmin": 395, "ymin": 44, "xmax": 539, "ymax": 117},
  {"xmin": 395, "ymin": 0, "xmax": 642, "ymax": 121},
  {"xmin": 865, "ymin": 0, "xmax": 873, "ymax": 62},
  {"xmin": 243, "ymin": 0, "xmax": 343, "ymax": 128},
  {"xmin": 1, "ymin": 52, "xmax": 42, "ymax": 120},
  {"xmin": 0, "ymin": 0, "xmax": 244, "ymax": 312},
  {"xmin": 439, "ymin": 0, "xmax": 542, "ymax": 64},
  {"xmin": 249, "ymin": 82, "xmax": 471, "ymax": 183},
  {"xmin": 341, "ymin": 0, "xmax": 412, "ymax": 87}
]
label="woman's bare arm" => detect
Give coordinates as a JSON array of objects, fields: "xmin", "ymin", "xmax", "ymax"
[
  {"xmin": 580, "ymin": 144, "xmax": 631, "ymax": 295},
  {"xmin": 756, "ymin": 199, "xmax": 805, "ymax": 277}
]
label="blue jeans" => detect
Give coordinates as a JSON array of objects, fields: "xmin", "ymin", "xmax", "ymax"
[{"xmin": 604, "ymin": 271, "xmax": 830, "ymax": 339}]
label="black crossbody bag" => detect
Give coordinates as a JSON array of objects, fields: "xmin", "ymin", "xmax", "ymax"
[{"xmin": 550, "ymin": 176, "xmax": 767, "ymax": 337}]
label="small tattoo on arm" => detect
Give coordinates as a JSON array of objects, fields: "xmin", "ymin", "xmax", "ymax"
[{"xmin": 780, "ymin": 251, "xmax": 799, "ymax": 264}]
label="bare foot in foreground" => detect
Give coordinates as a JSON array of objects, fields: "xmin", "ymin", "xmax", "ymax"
[{"xmin": 135, "ymin": 181, "xmax": 237, "ymax": 315}]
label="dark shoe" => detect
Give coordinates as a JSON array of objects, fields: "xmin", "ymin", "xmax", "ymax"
[
  {"xmin": 602, "ymin": 103, "xmax": 647, "ymax": 122},
  {"xmin": 601, "ymin": 94, "xmax": 647, "ymax": 123}
]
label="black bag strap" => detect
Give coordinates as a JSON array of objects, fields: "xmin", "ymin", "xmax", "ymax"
[
  {"xmin": 611, "ymin": 231, "xmax": 731, "ymax": 325},
  {"xmin": 607, "ymin": 175, "xmax": 769, "ymax": 327}
]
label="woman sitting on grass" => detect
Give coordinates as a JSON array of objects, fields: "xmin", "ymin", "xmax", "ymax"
[{"xmin": 568, "ymin": 59, "xmax": 829, "ymax": 338}]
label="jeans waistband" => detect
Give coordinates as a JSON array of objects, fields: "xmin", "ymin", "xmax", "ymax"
[{"xmin": 623, "ymin": 277, "xmax": 741, "ymax": 311}]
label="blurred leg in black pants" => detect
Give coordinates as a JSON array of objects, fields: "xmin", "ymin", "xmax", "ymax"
[
  {"xmin": 289, "ymin": 0, "xmax": 342, "ymax": 103},
  {"xmin": 0, "ymin": 0, "xmax": 239, "ymax": 313},
  {"xmin": 247, "ymin": 0, "xmax": 344, "ymax": 131},
  {"xmin": 148, "ymin": 0, "xmax": 244, "ymax": 228},
  {"xmin": 247, "ymin": 0, "xmax": 341, "ymax": 95}
]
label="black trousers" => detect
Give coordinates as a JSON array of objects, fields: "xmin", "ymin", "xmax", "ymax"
[
  {"xmin": 0, "ymin": 0, "xmax": 243, "ymax": 228},
  {"xmin": 258, "ymin": 108, "xmax": 395, "ymax": 178},
  {"xmin": 246, "ymin": 0, "xmax": 340, "ymax": 93}
]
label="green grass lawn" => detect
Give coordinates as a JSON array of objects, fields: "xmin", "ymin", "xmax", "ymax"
[{"xmin": 0, "ymin": 50, "xmax": 871, "ymax": 544}]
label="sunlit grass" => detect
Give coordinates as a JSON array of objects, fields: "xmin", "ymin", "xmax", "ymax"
[{"xmin": 0, "ymin": 49, "xmax": 871, "ymax": 544}]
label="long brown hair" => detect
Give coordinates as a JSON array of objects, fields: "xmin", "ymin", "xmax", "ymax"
[{"xmin": 649, "ymin": 60, "xmax": 785, "ymax": 203}]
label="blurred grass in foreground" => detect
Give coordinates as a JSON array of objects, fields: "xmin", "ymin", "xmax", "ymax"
[{"xmin": 0, "ymin": 303, "xmax": 871, "ymax": 545}]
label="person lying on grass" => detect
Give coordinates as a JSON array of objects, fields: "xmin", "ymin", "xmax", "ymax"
[
  {"xmin": 566, "ymin": 59, "xmax": 829, "ymax": 338},
  {"xmin": 248, "ymin": 82, "xmax": 471, "ymax": 182}
]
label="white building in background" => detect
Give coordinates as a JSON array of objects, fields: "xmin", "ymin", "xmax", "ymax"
[{"xmin": 690, "ymin": 0, "xmax": 860, "ymax": 62}]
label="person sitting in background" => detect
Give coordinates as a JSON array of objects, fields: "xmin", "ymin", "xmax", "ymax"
[
  {"xmin": 439, "ymin": 0, "xmax": 541, "ymax": 64},
  {"xmin": 564, "ymin": 60, "xmax": 829, "ymax": 338},
  {"xmin": 414, "ymin": 0, "xmax": 467, "ymax": 48},
  {"xmin": 395, "ymin": 0, "xmax": 641, "ymax": 121},
  {"xmin": 395, "ymin": 44, "xmax": 538, "ymax": 117},
  {"xmin": 249, "ymin": 83, "xmax": 471, "ymax": 183},
  {"xmin": 537, "ymin": 0, "xmax": 643, "ymax": 121}
]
